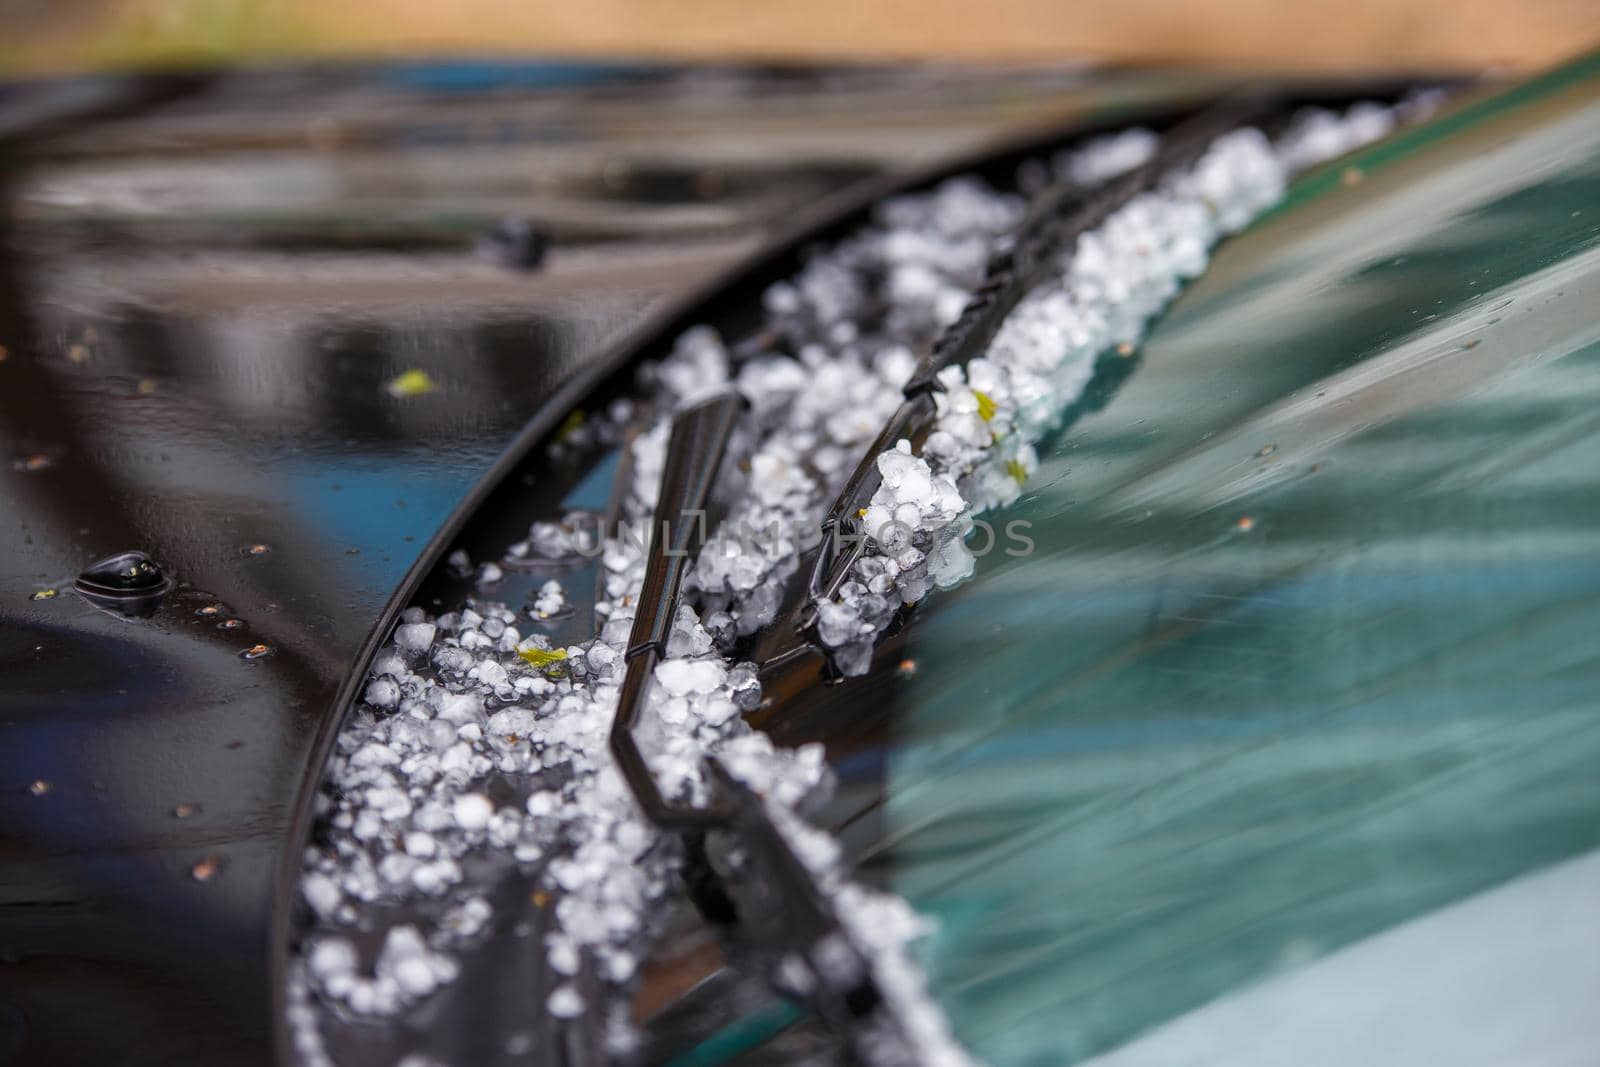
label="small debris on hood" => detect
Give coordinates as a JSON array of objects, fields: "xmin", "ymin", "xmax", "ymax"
[
  {"xmin": 385, "ymin": 369, "xmax": 437, "ymax": 399},
  {"xmin": 191, "ymin": 854, "xmax": 224, "ymax": 882}
]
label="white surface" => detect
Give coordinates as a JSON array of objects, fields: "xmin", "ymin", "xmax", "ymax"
[{"xmin": 1083, "ymin": 850, "xmax": 1600, "ymax": 1067}]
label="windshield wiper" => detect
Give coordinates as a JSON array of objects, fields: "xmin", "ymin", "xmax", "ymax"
[
  {"xmin": 610, "ymin": 95, "xmax": 1309, "ymax": 1063},
  {"xmin": 796, "ymin": 95, "xmax": 1279, "ymax": 641},
  {"xmin": 609, "ymin": 392, "xmax": 935, "ymax": 1065}
]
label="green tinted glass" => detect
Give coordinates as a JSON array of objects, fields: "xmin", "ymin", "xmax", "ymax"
[{"xmin": 874, "ymin": 62, "xmax": 1600, "ymax": 1066}]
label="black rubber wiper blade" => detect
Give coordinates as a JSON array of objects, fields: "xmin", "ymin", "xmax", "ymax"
[
  {"xmin": 796, "ymin": 93, "xmax": 1282, "ymax": 635},
  {"xmin": 609, "ymin": 390, "xmax": 744, "ymax": 828}
]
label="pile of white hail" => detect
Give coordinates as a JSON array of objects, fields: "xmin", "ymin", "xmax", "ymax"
[
  {"xmin": 810, "ymin": 106, "xmax": 1419, "ymax": 672},
  {"xmin": 290, "ymin": 102, "xmax": 1417, "ymax": 1067}
]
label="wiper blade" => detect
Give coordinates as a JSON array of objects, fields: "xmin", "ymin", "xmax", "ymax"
[{"xmin": 797, "ymin": 94, "xmax": 1281, "ymax": 636}]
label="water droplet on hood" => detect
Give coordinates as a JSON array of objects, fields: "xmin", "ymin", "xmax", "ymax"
[
  {"xmin": 476, "ymin": 215, "xmax": 549, "ymax": 271},
  {"xmin": 78, "ymin": 551, "xmax": 165, "ymax": 593},
  {"xmin": 75, "ymin": 550, "xmax": 172, "ymax": 617}
]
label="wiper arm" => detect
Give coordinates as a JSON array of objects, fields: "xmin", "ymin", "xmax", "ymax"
[
  {"xmin": 607, "ymin": 392, "xmax": 932, "ymax": 1065},
  {"xmin": 609, "ymin": 391, "xmax": 744, "ymax": 828}
]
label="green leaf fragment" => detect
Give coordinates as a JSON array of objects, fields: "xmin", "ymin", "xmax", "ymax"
[
  {"xmin": 974, "ymin": 389, "xmax": 997, "ymax": 422},
  {"xmin": 1006, "ymin": 458, "xmax": 1029, "ymax": 484}
]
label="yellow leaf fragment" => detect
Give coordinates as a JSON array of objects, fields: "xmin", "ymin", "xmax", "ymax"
[
  {"xmin": 518, "ymin": 646, "xmax": 568, "ymax": 669},
  {"xmin": 554, "ymin": 409, "xmax": 586, "ymax": 443},
  {"xmin": 385, "ymin": 369, "xmax": 437, "ymax": 398}
]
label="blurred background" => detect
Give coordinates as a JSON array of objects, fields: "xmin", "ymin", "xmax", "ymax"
[{"xmin": 5, "ymin": 0, "xmax": 1600, "ymax": 77}]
